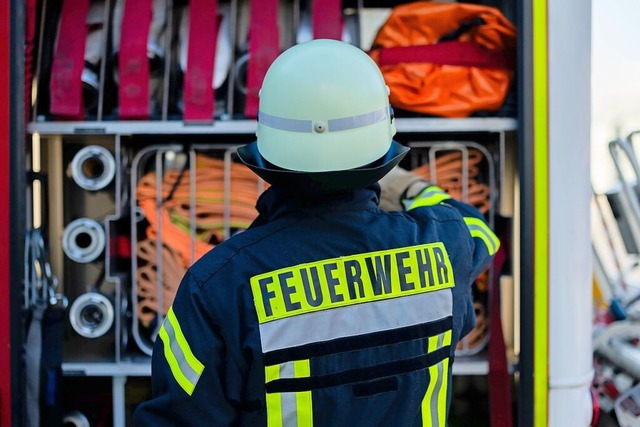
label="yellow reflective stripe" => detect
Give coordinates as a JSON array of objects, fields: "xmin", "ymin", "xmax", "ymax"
[
  {"xmin": 405, "ymin": 186, "xmax": 452, "ymax": 210},
  {"xmin": 422, "ymin": 334, "xmax": 440, "ymax": 427},
  {"xmin": 266, "ymin": 360, "xmax": 313, "ymax": 427},
  {"xmin": 437, "ymin": 358, "xmax": 450, "ymax": 427},
  {"xmin": 443, "ymin": 330, "xmax": 452, "ymax": 347},
  {"xmin": 265, "ymin": 365, "xmax": 283, "ymax": 427},
  {"xmin": 166, "ymin": 308, "xmax": 205, "ymax": 377},
  {"xmin": 251, "ymin": 243, "xmax": 455, "ymax": 323},
  {"xmin": 294, "ymin": 360, "xmax": 313, "ymax": 426},
  {"xmin": 422, "ymin": 363, "xmax": 439, "ymax": 427},
  {"xmin": 422, "ymin": 331, "xmax": 452, "ymax": 426},
  {"xmin": 533, "ymin": 0, "xmax": 549, "ymax": 425},
  {"xmin": 158, "ymin": 307, "xmax": 205, "ymax": 396},
  {"xmin": 158, "ymin": 326, "xmax": 196, "ymax": 395},
  {"xmin": 464, "ymin": 217, "xmax": 500, "ymax": 255}
]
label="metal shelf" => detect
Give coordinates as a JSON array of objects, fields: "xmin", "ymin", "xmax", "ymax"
[
  {"xmin": 61, "ymin": 354, "xmax": 498, "ymax": 377},
  {"xmin": 27, "ymin": 117, "xmax": 518, "ymax": 136},
  {"xmin": 62, "ymin": 360, "xmax": 151, "ymax": 377}
]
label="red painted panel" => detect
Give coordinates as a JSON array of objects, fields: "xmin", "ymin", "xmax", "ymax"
[{"xmin": 0, "ymin": 0, "xmax": 11, "ymax": 424}]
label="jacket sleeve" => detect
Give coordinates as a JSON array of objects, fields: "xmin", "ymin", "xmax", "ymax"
[
  {"xmin": 405, "ymin": 184, "xmax": 500, "ymax": 279},
  {"xmin": 133, "ymin": 270, "xmax": 239, "ymax": 426}
]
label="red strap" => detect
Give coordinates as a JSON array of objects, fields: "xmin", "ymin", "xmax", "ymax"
[
  {"xmin": 119, "ymin": 0, "xmax": 152, "ymax": 119},
  {"xmin": 49, "ymin": 0, "xmax": 90, "ymax": 119},
  {"xmin": 25, "ymin": 0, "xmax": 37, "ymax": 122},
  {"xmin": 244, "ymin": 0, "xmax": 279, "ymax": 118},
  {"xmin": 183, "ymin": 0, "xmax": 219, "ymax": 122},
  {"xmin": 376, "ymin": 42, "xmax": 509, "ymax": 69},
  {"xmin": 312, "ymin": 0, "xmax": 342, "ymax": 40},
  {"xmin": 488, "ymin": 242, "xmax": 513, "ymax": 427}
]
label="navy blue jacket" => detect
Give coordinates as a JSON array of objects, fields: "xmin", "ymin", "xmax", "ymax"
[{"xmin": 133, "ymin": 184, "xmax": 498, "ymax": 426}]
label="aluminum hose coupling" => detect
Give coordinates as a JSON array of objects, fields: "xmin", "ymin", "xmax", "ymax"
[
  {"xmin": 69, "ymin": 292, "xmax": 115, "ymax": 339},
  {"xmin": 62, "ymin": 218, "xmax": 106, "ymax": 263}
]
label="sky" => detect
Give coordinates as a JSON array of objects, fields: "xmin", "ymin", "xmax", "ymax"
[{"xmin": 591, "ymin": 0, "xmax": 640, "ymax": 193}]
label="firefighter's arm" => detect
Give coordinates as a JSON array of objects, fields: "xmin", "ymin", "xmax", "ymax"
[
  {"xmin": 379, "ymin": 166, "xmax": 500, "ymax": 276},
  {"xmin": 133, "ymin": 271, "xmax": 238, "ymax": 426}
]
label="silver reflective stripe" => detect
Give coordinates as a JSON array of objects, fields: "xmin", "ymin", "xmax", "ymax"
[
  {"xmin": 258, "ymin": 107, "xmax": 388, "ymax": 133},
  {"xmin": 259, "ymin": 111, "xmax": 312, "ymax": 132},
  {"xmin": 268, "ymin": 361, "xmax": 310, "ymax": 427},
  {"xmin": 430, "ymin": 334, "xmax": 446, "ymax": 427},
  {"xmin": 280, "ymin": 361, "xmax": 295, "ymax": 379},
  {"xmin": 281, "ymin": 391, "xmax": 298, "ymax": 427},
  {"xmin": 259, "ymin": 289, "xmax": 452, "ymax": 353},
  {"xmin": 162, "ymin": 316, "xmax": 202, "ymax": 389},
  {"xmin": 328, "ymin": 107, "xmax": 388, "ymax": 132}
]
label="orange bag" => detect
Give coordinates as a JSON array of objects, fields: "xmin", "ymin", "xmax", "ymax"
[{"xmin": 369, "ymin": 2, "xmax": 517, "ymax": 118}]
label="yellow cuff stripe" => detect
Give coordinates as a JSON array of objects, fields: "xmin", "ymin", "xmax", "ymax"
[{"xmin": 463, "ymin": 217, "xmax": 500, "ymax": 255}]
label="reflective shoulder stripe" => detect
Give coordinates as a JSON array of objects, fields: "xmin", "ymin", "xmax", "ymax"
[
  {"xmin": 463, "ymin": 217, "xmax": 500, "ymax": 255},
  {"xmin": 404, "ymin": 186, "xmax": 452, "ymax": 210},
  {"xmin": 158, "ymin": 307, "xmax": 205, "ymax": 396}
]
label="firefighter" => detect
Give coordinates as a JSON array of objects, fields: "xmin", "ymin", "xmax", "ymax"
[{"xmin": 133, "ymin": 39, "xmax": 499, "ymax": 426}]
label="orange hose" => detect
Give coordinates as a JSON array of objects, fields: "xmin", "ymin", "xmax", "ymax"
[
  {"xmin": 411, "ymin": 149, "xmax": 491, "ymax": 214},
  {"xmin": 134, "ymin": 153, "xmax": 266, "ymax": 323},
  {"xmin": 135, "ymin": 238, "xmax": 187, "ymax": 326}
]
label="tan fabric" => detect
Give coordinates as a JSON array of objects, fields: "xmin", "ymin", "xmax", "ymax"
[{"xmin": 378, "ymin": 166, "xmax": 427, "ymax": 211}]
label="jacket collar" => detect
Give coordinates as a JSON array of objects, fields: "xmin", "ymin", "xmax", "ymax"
[{"xmin": 253, "ymin": 184, "xmax": 381, "ymax": 224}]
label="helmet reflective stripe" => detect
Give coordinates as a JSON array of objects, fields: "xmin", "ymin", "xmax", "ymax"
[
  {"xmin": 258, "ymin": 111, "xmax": 311, "ymax": 133},
  {"xmin": 329, "ymin": 107, "xmax": 388, "ymax": 132},
  {"xmin": 258, "ymin": 106, "xmax": 389, "ymax": 133}
]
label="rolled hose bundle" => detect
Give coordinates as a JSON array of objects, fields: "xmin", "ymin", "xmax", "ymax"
[
  {"xmin": 411, "ymin": 149, "xmax": 491, "ymax": 214},
  {"xmin": 136, "ymin": 154, "xmax": 264, "ymax": 266},
  {"xmin": 135, "ymin": 238, "xmax": 186, "ymax": 326},
  {"xmin": 135, "ymin": 154, "xmax": 264, "ymax": 324}
]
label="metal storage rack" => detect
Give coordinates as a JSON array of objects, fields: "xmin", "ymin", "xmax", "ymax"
[
  {"xmin": 25, "ymin": 0, "xmax": 520, "ymax": 425},
  {"xmin": 28, "ymin": 117, "xmax": 518, "ymax": 426}
]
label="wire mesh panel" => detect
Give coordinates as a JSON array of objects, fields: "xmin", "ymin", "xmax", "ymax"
[
  {"xmin": 408, "ymin": 141, "xmax": 498, "ymax": 357},
  {"xmin": 129, "ymin": 143, "xmax": 265, "ymax": 354}
]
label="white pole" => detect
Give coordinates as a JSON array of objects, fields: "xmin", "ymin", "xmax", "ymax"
[{"xmin": 547, "ymin": 0, "xmax": 594, "ymax": 425}]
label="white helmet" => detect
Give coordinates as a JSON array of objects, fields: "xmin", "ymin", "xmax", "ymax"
[{"xmin": 238, "ymin": 39, "xmax": 408, "ymax": 190}]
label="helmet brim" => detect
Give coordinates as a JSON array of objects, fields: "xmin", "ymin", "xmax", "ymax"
[{"xmin": 237, "ymin": 140, "xmax": 409, "ymax": 192}]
